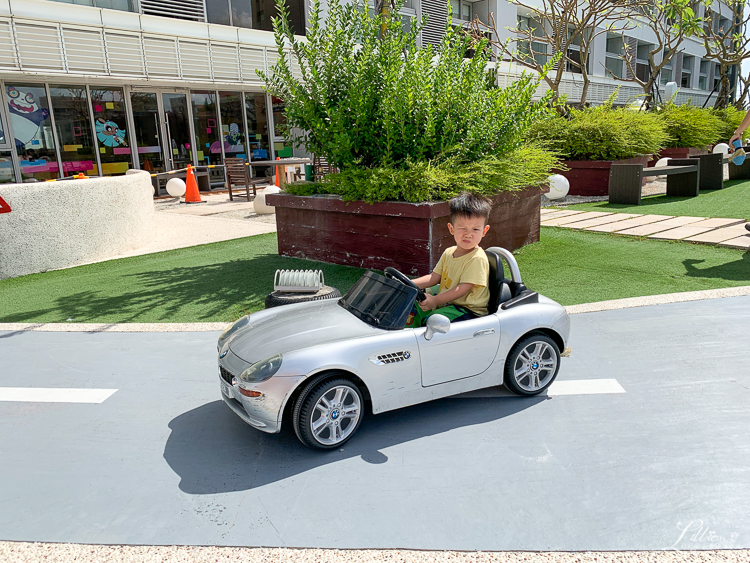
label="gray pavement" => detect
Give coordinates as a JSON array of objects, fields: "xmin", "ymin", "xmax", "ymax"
[{"xmin": 1, "ymin": 296, "xmax": 749, "ymax": 551}]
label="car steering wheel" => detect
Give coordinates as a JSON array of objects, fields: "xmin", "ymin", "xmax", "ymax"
[{"xmin": 384, "ymin": 267, "xmax": 427, "ymax": 302}]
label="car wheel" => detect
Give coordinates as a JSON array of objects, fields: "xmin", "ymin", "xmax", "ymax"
[
  {"xmin": 293, "ymin": 377, "xmax": 364, "ymax": 450},
  {"xmin": 504, "ymin": 332, "xmax": 561, "ymax": 396}
]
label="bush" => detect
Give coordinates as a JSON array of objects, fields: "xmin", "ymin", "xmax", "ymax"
[
  {"xmin": 285, "ymin": 145, "xmax": 560, "ymax": 203},
  {"xmin": 711, "ymin": 106, "xmax": 749, "ymax": 144},
  {"xmin": 526, "ymin": 102, "xmax": 668, "ymax": 161},
  {"xmin": 656, "ymin": 103, "xmax": 724, "ymax": 148},
  {"xmin": 260, "ymin": 0, "xmax": 559, "ymax": 202}
]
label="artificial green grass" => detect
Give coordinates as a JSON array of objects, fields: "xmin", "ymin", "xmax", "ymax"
[
  {"xmin": 564, "ymin": 178, "xmax": 750, "ymax": 219},
  {"xmin": 0, "ymin": 230, "xmax": 747, "ymax": 324}
]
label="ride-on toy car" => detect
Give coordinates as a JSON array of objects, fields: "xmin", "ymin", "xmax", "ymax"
[{"xmin": 217, "ymin": 247, "xmax": 570, "ymax": 450}]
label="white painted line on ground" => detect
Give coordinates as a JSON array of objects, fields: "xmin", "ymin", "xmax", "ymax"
[
  {"xmin": 545, "ymin": 378, "xmax": 626, "ymax": 396},
  {"xmin": 0, "ymin": 387, "xmax": 118, "ymax": 403},
  {"xmin": 454, "ymin": 379, "xmax": 626, "ymax": 399}
]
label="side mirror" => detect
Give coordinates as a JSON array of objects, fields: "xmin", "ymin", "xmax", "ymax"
[{"xmin": 424, "ymin": 314, "xmax": 450, "ymax": 341}]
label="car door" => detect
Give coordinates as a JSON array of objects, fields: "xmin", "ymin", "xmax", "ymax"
[{"xmin": 416, "ymin": 314, "xmax": 501, "ymax": 387}]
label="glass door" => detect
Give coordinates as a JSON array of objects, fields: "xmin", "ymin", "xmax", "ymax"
[
  {"xmin": 161, "ymin": 92, "xmax": 194, "ymax": 171},
  {"xmin": 130, "ymin": 91, "xmax": 165, "ymax": 174}
]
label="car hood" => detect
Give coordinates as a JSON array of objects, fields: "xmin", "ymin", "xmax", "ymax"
[{"xmin": 228, "ymin": 300, "xmax": 380, "ymax": 363}]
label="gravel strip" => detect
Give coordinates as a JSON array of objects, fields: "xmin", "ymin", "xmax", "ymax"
[{"xmin": 1, "ymin": 543, "xmax": 749, "ymax": 563}]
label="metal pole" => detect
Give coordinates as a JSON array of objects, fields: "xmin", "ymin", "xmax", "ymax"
[
  {"xmin": 44, "ymin": 83, "xmax": 64, "ymax": 179},
  {"xmin": 86, "ymin": 84, "xmax": 104, "ymax": 176}
]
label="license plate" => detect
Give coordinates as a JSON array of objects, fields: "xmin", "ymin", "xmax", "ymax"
[{"xmin": 221, "ymin": 381, "xmax": 233, "ymax": 397}]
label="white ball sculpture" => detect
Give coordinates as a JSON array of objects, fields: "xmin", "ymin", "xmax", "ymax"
[
  {"xmin": 655, "ymin": 157, "xmax": 671, "ymax": 168},
  {"xmin": 254, "ymin": 186, "xmax": 281, "ymax": 215},
  {"xmin": 547, "ymin": 174, "xmax": 570, "ymax": 200},
  {"xmin": 166, "ymin": 177, "xmax": 186, "ymax": 198},
  {"xmin": 713, "ymin": 143, "xmax": 730, "ymax": 156}
]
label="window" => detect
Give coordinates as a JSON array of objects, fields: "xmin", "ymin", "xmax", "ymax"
[
  {"xmin": 218, "ymin": 92, "xmax": 247, "ymax": 161},
  {"xmin": 49, "ymin": 85, "xmax": 99, "ymax": 177},
  {"xmin": 90, "ymin": 87, "xmax": 131, "ymax": 176},
  {"xmin": 699, "ymin": 59, "xmax": 709, "ymax": 90},
  {"xmin": 565, "ymin": 28, "xmax": 584, "ymax": 74},
  {"xmin": 605, "ymin": 35, "xmax": 624, "ymax": 79},
  {"xmin": 206, "ymin": 0, "xmax": 306, "ymax": 34},
  {"xmin": 191, "ymin": 91, "xmax": 223, "ymax": 184},
  {"xmin": 130, "ymin": 92, "xmax": 164, "ymax": 174},
  {"xmin": 6, "ymin": 84, "xmax": 59, "ymax": 182},
  {"xmin": 660, "ymin": 50, "xmax": 673, "ymax": 85},
  {"xmin": 517, "ymin": 15, "xmax": 548, "ymax": 66},
  {"xmin": 48, "ymin": 0, "xmax": 134, "ymax": 11},
  {"xmin": 245, "ymin": 92, "xmax": 272, "ymax": 178},
  {"xmin": 636, "ymin": 42, "xmax": 652, "ymax": 82},
  {"xmin": 681, "ymin": 55, "xmax": 694, "ymax": 88},
  {"xmin": 451, "ymin": 0, "xmax": 472, "ymax": 22},
  {"xmin": 0, "ymin": 151, "xmax": 15, "ymax": 184}
]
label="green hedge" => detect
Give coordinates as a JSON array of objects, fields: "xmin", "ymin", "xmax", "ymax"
[
  {"xmin": 711, "ymin": 106, "xmax": 749, "ymax": 144},
  {"xmin": 656, "ymin": 103, "xmax": 724, "ymax": 148},
  {"xmin": 526, "ymin": 103, "xmax": 668, "ymax": 161},
  {"xmin": 261, "ymin": 0, "xmax": 560, "ymax": 202}
]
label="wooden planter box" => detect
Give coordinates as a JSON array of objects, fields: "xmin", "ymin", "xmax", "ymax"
[
  {"xmin": 266, "ymin": 187, "xmax": 542, "ymax": 275},
  {"xmin": 555, "ymin": 155, "xmax": 651, "ymax": 196},
  {"xmin": 648, "ymin": 147, "xmax": 709, "ymax": 167}
]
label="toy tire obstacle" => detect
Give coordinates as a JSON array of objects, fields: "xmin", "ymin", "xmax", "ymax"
[{"xmin": 265, "ymin": 285, "xmax": 341, "ymax": 309}]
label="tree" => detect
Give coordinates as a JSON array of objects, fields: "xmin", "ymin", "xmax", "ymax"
[
  {"xmin": 700, "ymin": 0, "xmax": 750, "ymax": 108},
  {"xmin": 468, "ymin": 0, "xmax": 647, "ymax": 106},
  {"xmin": 609, "ymin": 0, "xmax": 703, "ymax": 109}
]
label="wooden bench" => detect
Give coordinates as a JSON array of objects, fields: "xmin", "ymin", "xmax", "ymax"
[
  {"xmin": 609, "ymin": 159, "xmax": 699, "ymax": 205},
  {"xmin": 728, "ymin": 145, "xmax": 750, "ymax": 181}
]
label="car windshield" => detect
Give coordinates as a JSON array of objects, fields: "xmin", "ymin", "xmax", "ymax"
[{"xmin": 338, "ymin": 271, "xmax": 417, "ymax": 330}]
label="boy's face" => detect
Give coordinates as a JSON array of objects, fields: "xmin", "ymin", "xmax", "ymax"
[{"xmin": 448, "ymin": 215, "xmax": 490, "ymax": 252}]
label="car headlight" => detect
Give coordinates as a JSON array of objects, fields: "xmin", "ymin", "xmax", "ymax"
[
  {"xmin": 218, "ymin": 316, "xmax": 250, "ymax": 348},
  {"xmin": 239, "ymin": 354, "xmax": 283, "ymax": 383}
]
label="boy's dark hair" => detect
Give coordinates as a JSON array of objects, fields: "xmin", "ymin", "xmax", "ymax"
[{"xmin": 449, "ymin": 192, "xmax": 492, "ymax": 224}]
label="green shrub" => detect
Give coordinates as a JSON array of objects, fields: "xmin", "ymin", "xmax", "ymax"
[
  {"xmin": 655, "ymin": 103, "xmax": 724, "ymax": 148},
  {"xmin": 284, "ymin": 146, "xmax": 560, "ymax": 203},
  {"xmin": 260, "ymin": 0, "xmax": 559, "ymax": 202},
  {"xmin": 711, "ymin": 106, "xmax": 749, "ymax": 144},
  {"xmin": 527, "ymin": 102, "xmax": 668, "ymax": 161}
]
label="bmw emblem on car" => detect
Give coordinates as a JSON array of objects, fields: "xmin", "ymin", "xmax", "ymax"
[
  {"xmin": 220, "ymin": 350, "xmax": 228, "ymax": 358},
  {"xmin": 403, "ymin": 351, "xmax": 411, "ymax": 359}
]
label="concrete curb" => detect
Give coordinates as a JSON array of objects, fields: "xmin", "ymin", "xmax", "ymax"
[{"xmin": 2, "ymin": 286, "xmax": 750, "ymax": 333}]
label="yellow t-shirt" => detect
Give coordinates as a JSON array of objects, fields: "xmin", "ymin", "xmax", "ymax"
[{"xmin": 432, "ymin": 246, "xmax": 490, "ymax": 316}]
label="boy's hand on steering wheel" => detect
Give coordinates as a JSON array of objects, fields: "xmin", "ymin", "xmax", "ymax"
[{"xmin": 419, "ymin": 293, "xmax": 439, "ymax": 311}]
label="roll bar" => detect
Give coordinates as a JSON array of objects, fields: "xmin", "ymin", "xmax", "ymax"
[{"xmin": 485, "ymin": 247, "xmax": 523, "ymax": 285}]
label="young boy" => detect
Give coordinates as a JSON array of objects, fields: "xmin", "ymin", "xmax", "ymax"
[{"xmin": 406, "ymin": 192, "xmax": 492, "ymax": 327}]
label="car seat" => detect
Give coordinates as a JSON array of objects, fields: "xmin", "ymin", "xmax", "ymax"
[{"xmin": 486, "ymin": 249, "xmax": 528, "ymax": 314}]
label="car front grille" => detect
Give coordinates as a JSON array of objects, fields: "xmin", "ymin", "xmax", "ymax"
[{"xmin": 219, "ymin": 365, "xmax": 235, "ymax": 384}]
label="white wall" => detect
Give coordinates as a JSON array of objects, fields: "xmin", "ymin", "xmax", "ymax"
[{"xmin": 0, "ymin": 170, "xmax": 155, "ymax": 279}]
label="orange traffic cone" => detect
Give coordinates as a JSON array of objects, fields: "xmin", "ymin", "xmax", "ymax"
[
  {"xmin": 275, "ymin": 156, "xmax": 281, "ymax": 187},
  {"xmin": 184, "ymin": 164, "xmax": 204, "ymax": 204}
]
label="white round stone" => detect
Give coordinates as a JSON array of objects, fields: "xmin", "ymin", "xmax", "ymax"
[
  {"xmin": 547, "ymin": 174, "xmax": 569, "ymax": 200},
  {"xmin": 166, "ymin": 178, "xmax": 186, "ymax": 198},
  {"xmin": 654, "ymin": 157, "xmax": 671, "ymax": 168},
  {"xmin": 254, "ymin": 186, "xmax": 281, "ymax": 215},
  {"xmin": 713, "ymin": 143, "xmax": 730, "ymax": 156}
]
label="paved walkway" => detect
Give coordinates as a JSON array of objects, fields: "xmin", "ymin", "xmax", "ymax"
[{"xmin": 540, "ymin": 208, "xmax": 750, "ymax": 249}]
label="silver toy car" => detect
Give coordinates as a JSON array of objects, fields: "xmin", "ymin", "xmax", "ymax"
[{"xmin": 217, "ymin": 247, "xmax": 570, "ymax": 450}]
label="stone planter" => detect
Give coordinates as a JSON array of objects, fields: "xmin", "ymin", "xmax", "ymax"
[
  {"xmin": 648, "ymin": 147, "xmax": 709, "ymax": 167},
  {"xmin": 555, "ymin": 155, "xmax": 651, "ymax": 196},
  {"xmin": 266, "ymin": 187, "xmax": 541, "ymax": 275}
]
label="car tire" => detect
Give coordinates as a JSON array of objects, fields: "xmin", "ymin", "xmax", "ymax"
[
  {"xmin": 264, "ymin": 286, "xmax": 341, "ymax": 309},
  {"xmin": 293, "ymin": 376, "xmax": 364, "ymax": 450},
  {"xmin": 504, "ymin": 332, "xmax": 561, "ymax": 396}
]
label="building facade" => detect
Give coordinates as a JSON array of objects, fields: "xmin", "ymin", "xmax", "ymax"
[{"xmin": 0, "ymin": 0, "xmax": 739, "ymax": 185}]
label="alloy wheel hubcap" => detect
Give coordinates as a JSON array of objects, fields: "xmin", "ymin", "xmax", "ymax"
[
  {"xmin": 514, "ymin": 341, "xmax": 557, "ymax": 392},
  {"xmin": 311, "ymin": 386, "xmax": 361, "ymax": 445}
]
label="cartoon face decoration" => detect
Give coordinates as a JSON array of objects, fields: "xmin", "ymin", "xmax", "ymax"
[
  {"xmin": 226, "ymin": 123, "xmax": 243, "ymax": 146},
  {"xmin": 95, "ymin": 118, "xmax": 127, "ymax": 147},
  {"xmin": 7, "ymin": 87, "xmax": 40, "ymax": 115}
]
